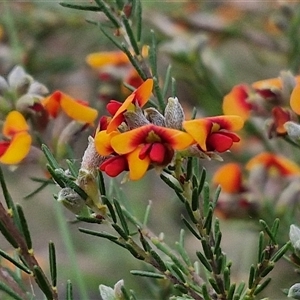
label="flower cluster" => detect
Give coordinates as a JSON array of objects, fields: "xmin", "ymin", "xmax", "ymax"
[
  {"xmin": 0, "ymin": 66, "xmax": 98, "ymax": 166},
  {"xmin": 93, "ymin": 78, "xmax": 244, "ymax": 181},
  {"xmin": 223, "ymin": 71, "xmax": 300, "ymax": 137},
  {"xmin": 212, "ymin": 71, "xmax": 300, "ymax": 220},
  {"xmin": 212, "ymin": 153, "xmax": 300, "ymax": 219}
]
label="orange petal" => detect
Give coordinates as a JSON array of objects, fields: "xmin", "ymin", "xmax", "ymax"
[
  {"xmin": 3, "ymin": 111, "xmax": 29, "ymax": 137},
  {"xmin": 222, "ymin": 85, "xmax": 252, "ymax": 120},
  {"xmin": 111, "ymin": 124, "xmax": 194, "ymax": 155},
  {"xmin": 94, "ymin": 130, "xmax": 119, "ymax": 156},
  {"xmin": 126, "ymin": 146, "xmax": 151, "ymax": 180},
  {"xmin": 60, "ymin": 92, "xmax": 98, "ymax": 124},
  {"xmin": 41, "ymin": 90, "xmax": 61, "ymax": 118},
  {"xmin": 246, "ymin": 152, "xmax": 300, "ymax": 176},
  {"xmin": 0, "ymin": 131, "xmax": 32, "ymax": 164},
  {"xmin": 86, "ymin": 51, "xmax": 129, "ymax": 68},
  {"xmin": 212, "ymin": 163, "xmax": 243, "ymax": 193},
  {"xmin": 106, "ymin": 79, "xmax": 153, "ymax": 133},
  {"xmin": 134, "ymin": 78, "xmax": 153, "ymax": 107},
  {"xmin": 290, "ymin": 83, "xmax": 300, "ymax": 115}
]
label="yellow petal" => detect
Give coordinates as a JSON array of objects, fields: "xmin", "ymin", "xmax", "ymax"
[
  {"xmin": 94, "ymin": 130, "xmax": 119, "ymax": 156},
  {"xmin": 127, "ymin": 146, "xmax": 151, "ymax": 180},
  {"xmin": 290, "ymin": 83, "xmax": 300, "ymax": 115},
  {"xmin": 60, "ymin": 93, "xmax": 98, "ymax": 124},
  {"xmin": 182, "ymin": 119, "xmax": 211, "ymax": 151},
  {"xmin": 86, "ymin": 51, "xmax": 129, "ymax": 68},
  {"xmin": 3, "ymin": 111, "xmax": 29, "ymax": 137},
  {"xmin": 0, "ymin": 132, "xmax": 32, "ymax": 164},
  {"xmin": 252, "ymin": 77, "xmax": 282, "ymax": 90}
]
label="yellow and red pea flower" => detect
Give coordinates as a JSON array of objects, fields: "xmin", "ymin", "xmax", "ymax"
[
  {"xmin": 182, "ymin": 115, "xmax": 244, "ymax": 153},
  {"xmin": 222, "ymin": 84, "xmax": 254, "ymax": 121},
  {"xmin": 106, "ymin": 78, "xmax": 153, "ymax": 133},
  {"xmin": 0, "ymin": 110, "xmax": 32, "ymax": 164},
  {"xmin": 212, "ymin": 163, "xmax": 244, "ymax": 194},
  {"xmin": 223, "ymin": 75, "xmax": 300, "ymax": 121},
  {"xmin": 42, "ymin": 90, "xmax": 98, "ymax": 124},
  {"xmin": 246, "ymin": 152, "xmax": 300, "ymax": 176},
  {"xmin": 96, "ymin": 124, "xmax": 194, "ymax": 180}
]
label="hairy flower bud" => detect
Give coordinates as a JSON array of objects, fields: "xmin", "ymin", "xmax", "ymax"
[
  {"xmin": 81, "ymin": 136, "xmax": 105, "ymax": 173},
  {"xmin": 144, "ymin": 107, "xmax": 166, "ymax": 126},
  {"xmin": 164, "ymin": 97, "xmax": 184, "ymax": 129},
  {"xmin": 57, "ymin": 187, "xmax": 85, "ymax": 215},
  {"xmin": 290, "ymin": 224, "xmax": 300, "ymax": 257},
  {"xmin": 124, "ymin": 105, "xmax": 150, "ymax": 129},
  {"xmin": 288, "ymin": 283, "xmax": 300, "ymax": 299},
  {"xmin": 284, "ymin": 121, "xmax": 300, "ymax": 139}
]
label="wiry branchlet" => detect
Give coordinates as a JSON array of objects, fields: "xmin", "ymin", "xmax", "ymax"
[
  {"xmin": 144, "ymin": 107, "xmax": 166, "ymax": 126},
  {"xmin": 164, "ymin": 97, "xmax": 184, "ymax": 129}
]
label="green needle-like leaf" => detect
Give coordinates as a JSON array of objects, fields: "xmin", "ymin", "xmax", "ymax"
[
  {"xmin": 196, "ymin": 251, "xmax": 212, "ymax": 272},
  {"xmin": 41, "ymin": 144, "xmax": 60, "ymax": 169},
  {"xmin": 33, "ymin": 265, "xmax": 54, "ymax": 300},
  {"xmin": 94, "ymin": 0, "xmax": 120, "ymax": 28},
  {"xmin": 0, "ymin": 249, "xmax": 31, "ymax": 274},
  {"xmin": 181, "ymin": 216, "xmax": 201, "ymax": 239},
  {"xmin": 0, "ymin": 219, "xmax": 19, "ymax": 249},
  {"xmin": 102, "ymin": 196, "xmax": 117, "ymax": 223},
  {"xmin": 113, "ymin": 198, "xmax": 129, "ymax": 236},
  {"xmin": 97, "ymin": 170, "xmax": 106, "ymax": 196},
  {"xmin": 130, "ymin": 270, "xmax": 165, "ymax": 279},
  {"xmin": 0, "ymin": 281, "xmax": 24, "ymax": 300},
  {"xmin": 121, "ymin": 13, "xmax": 140, "ymax": 55},
  {"xmin": 66, "ymin": 280, "xmax": 73, "ymax": 300},
  {"xmin": 60, "ymin": 2, "xmax": 103, "ymax": 11},
  {"xmin": 253, "ymin": 278, "xmax": 271, "ymax": 295},
  {"xmin": 259, "ymin": 220, "xmax": 277, "ymax": 244},
  {"xmin": 16, "ymin": 204, "xmax": 32, "ymax": 250},
  {"xmin": 49, "ymin": 241, "xmax": 57, "ymax": 288}
]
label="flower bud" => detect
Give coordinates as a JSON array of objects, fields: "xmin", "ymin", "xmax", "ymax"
[
  {"xmin": 57, "ymin": 187, "xmax": 85, "ymax": 215},
  {"xmin": 124, "ymin": 106, "xmax": 150, "ymax": 129},
  {"xmin": 284, "ymin": 121, "xmax": 300, "ymax": 139},
  {"xmin": 81, "ymin": 136, "xmax": 104, "ymax": 173},
  {"xmin": 164, "ymin": 97, "xmax": 184, "ymax": 129},
  {"xmin": 8, "ymin": 65, "xmax": 33, "ymax": 95},
  {"xmin": 290, "ymin": 224, "xmax": 300, "ymax": 257},
  {"xmin": 280, "ymin": 70, "xmax": 297, "ymax": 102},
  {"xmin": 144, "ymin": 107, "xmax": 166, "ymax": 127},
  {"xmin": 288, "ymin": 283, "xmax": 300, "ymax": 299},
  {"xmin": 76, "ymin": 168, "xmax": 106, "ymax": 215},
  {"xmin": 114, "ymin": 279, "xmax": 125, "ymax": 299}
]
